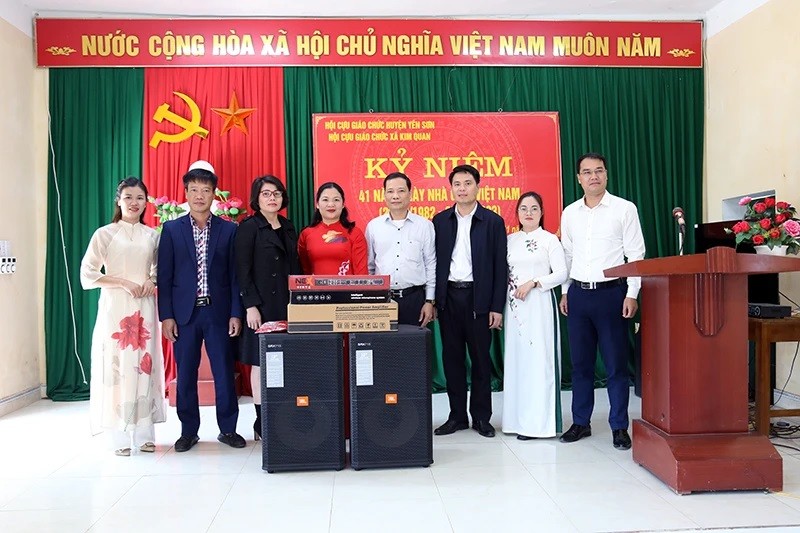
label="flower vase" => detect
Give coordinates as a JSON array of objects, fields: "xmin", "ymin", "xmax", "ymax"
[{"xmin": 754, "ymin": 245, "xmax": 788, "ymax": 256}]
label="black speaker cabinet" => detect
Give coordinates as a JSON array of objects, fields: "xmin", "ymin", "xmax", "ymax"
[
  {"xmin": 348, "ymin": 325, "xmax": 433, "ymax": 470},
  {"xmin": 259, "ymin": 332, "xmax": 345, "ymax": 473}
]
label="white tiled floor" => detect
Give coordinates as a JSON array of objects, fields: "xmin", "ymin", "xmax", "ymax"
[{"xmin": 3, "ymin": 390, "xmax": 800, "ymax": 532}]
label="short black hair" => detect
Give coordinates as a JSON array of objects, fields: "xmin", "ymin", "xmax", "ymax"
[
  {"xmin": 576, "ymin": 152, "xmax": 608, "ymax": 174},
  {"xmin": 448, "ymin": 164, "xmax": 481, "ymax": 185},
  {"xmin": 383, "ymin": 172, "xmax": 411, "ymax": 190},
  {"xmin": 249, "ymin": 175, "xmax": 289, "ymax": 212},
  {"xmin": 182, "ymin": 168, "xmax": 218, "ymax": 190}
]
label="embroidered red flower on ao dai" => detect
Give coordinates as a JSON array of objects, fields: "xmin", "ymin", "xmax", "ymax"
[
  {"xmin": 138, "ymin": 353, "xmax": 153, "ymax": 375},
  {"xmin": 111, "ymin": 310, "xmax": 151, "ymax": 351}
]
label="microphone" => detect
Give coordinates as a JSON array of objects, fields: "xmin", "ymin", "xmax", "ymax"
[{"xmin": 672, "ymin": 207, "xmax": 686, "ymax": 232}]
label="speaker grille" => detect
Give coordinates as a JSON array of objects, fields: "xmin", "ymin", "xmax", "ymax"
[
  {"xmin": 259, "ymin": 333, "xmax": 345, "ymax": 473},
  {"xmin": 349, "ymin": 325, "xmax": 433, "ymax": 469}
]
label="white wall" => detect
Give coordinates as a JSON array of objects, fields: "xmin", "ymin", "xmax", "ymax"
[
  {"xmin": 0, "ymin": 16, "xmax": 48, "ymax": 416},
  {"xmin": 705, "ymin": 0, "xmax": 800, "ymax": 393}
]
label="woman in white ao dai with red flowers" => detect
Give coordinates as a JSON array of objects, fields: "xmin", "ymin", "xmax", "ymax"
[
  {"xmin": 80, "ymin": 178, "xmax": 166, "ymax": 456},
  {"xmin": 503, "ymin": 192, "xmax": 567, "ymax": 440}
]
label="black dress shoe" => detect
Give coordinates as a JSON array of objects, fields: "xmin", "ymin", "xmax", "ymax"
[
  {"xmin": 612, "ymin": 429, "xmax": 632, "ymax": 450},
  {"xmin": 218, "ymin": 432, "xmax": 247, "ymax": 448},
  {"xmin": 434, "ymin": 419, "xmax": 469, "ymax": 436},
  {"xmin": 174, "ymin": 435, "xmax": 199, "ymax": 453},
  {"xmin": 559, "ymin": 423, "xmax": 591, "ymax": 443},
  {"xmin": 516, "ymin": 434, "xmax": 537, "ymax": 441},
  {"xmin": 472, "ymin": 420, "xmax": 496, "ymax": 438}
]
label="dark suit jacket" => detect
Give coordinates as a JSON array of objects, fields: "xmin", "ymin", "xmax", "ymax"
[
  {"xmin": 157, "ymin": 214, "xmax": 243, "ymax": 326},
  {"xmin": 432, "ymin": 202, "xmax": 508, "ymax": 314},
  {"xmin": 234, "ymin": 212, "xmax": 302, "ymax": 321}
]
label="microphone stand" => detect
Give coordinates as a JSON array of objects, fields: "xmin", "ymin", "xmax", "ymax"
[{"xmin": 672, "ymin": 207, "xmax": 687, "ymax": 256}]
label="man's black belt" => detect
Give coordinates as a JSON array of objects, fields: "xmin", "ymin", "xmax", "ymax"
[
  {"xmin": 573, "ymin": 278, "xmax": 625, "ymax": 290},
  {"xmin": 448, "ymin": 281, "xmax": 474, "ymax": 289},
  {"xmin": 195, "ymin": 296, "xmax": 211, "ymax": 306},
  {"xmin": 390, "ymin": 285, "xmax": 424, "ymax": 299}
]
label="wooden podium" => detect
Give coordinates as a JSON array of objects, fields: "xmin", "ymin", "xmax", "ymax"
[{"xmin": 606, "ymin": 246, "xmax": 800, "ymax": 494}]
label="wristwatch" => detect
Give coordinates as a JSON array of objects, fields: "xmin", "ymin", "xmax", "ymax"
[{"xmin": 426, "ymin": 299, "xmax": 436, "ymax": 305}]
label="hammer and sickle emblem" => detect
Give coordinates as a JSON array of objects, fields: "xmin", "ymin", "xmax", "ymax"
[{"xmin": 148, "ymin": 91, "xmax": 209, "ymax": 148}]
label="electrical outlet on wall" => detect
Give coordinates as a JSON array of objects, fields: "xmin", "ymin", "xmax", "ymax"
[{"xmin": 0, "ymin": 257, "xmax": 16, "ymax": 274}]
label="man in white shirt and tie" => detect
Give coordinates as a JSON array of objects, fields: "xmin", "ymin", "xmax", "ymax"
[
  {"xmin": 365, "ymin": 172, "xmax": 436, "ymax": 327},
  {"xmin": 558, "ymin": 152, "xmax": 646, "ymax": 450}
]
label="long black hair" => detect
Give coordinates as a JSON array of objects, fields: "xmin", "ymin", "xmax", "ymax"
[
  {"xmin": 516, "ymin": 191, "xmax": 544, "ymax": 230},
  {"xmin": 309, "ymin": 182, "xmax": 356, "ymax": 232},
  {"xmin": 112, "ymin": 177, "xmax": 148, "ymax": 224}
]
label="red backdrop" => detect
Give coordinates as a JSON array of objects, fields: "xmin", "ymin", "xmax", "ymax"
[
  {"xmin": 143, "ymin": 66, "xmax": 287, "ymax": 391},
  {"xmin": 313, "ymin": 112, "xmax": 563, "ymax": 234}
]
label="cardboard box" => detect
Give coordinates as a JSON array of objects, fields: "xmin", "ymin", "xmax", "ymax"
[{"xmin": 288, "ymin": 302, "xmax": 398, "ymax": 333}]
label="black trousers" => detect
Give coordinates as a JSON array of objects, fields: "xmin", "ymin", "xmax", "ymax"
[
  {"xmin": 395, "ymin": 287, "xmax": 426, "ymax": 326},
  {"xmin": 438, "ymin": 286, "xmax": 492, "ymax": 423}
]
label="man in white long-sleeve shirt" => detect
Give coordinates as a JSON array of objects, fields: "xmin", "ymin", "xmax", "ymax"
[
  {"xmin": 365, "ymin": 172, "xmax": 436, "ymax": 327},
  {"xmin": 558, "ymin": 152, "xmax": 646, "ymax": 451}
]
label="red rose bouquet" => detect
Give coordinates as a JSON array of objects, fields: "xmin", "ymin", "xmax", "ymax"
[{"xmin": 726, "ymin": 197, "xmax": 800, "ymax": 254}]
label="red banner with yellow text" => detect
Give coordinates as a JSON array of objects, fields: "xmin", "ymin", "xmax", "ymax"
[
  {"xmin": 36, "ymin": 18, "xmax": 702, "ymax": 68},
  {"xmin": 142, "ymin": 67, "xmax": 285, "ymax": 209},
  {"xmin": 313, "ymin": 113, "xmax": 562, "ymax": 235}
]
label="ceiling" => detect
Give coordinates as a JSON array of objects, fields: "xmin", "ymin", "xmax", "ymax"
[
  {"xmin": 12, "ymin": 0, "xmax": 727, "ymax": 19},
  {"xmin": 2, "ymin": 0, "xmax": 765, "ymax": 38}
]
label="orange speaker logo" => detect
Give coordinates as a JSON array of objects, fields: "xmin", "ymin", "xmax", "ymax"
[
  {"xmin": 385, "ymin": 393, "xmax": 398, "ymax": 404},
  {"xmin": 296, "ymin": 396, "xmax": 309, "ymax": 407}
]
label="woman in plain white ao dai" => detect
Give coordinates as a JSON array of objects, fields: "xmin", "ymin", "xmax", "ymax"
[{"xmin": 503, "ymin": 192, "xmax": 568, "ymax": 440}]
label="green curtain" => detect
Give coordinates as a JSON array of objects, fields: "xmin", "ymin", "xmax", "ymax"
[
  {"xmin": 283, "ymin": 66, "xmax": 704, "ymax": 392},
  {"xmin": 45, "ymin": 68, "xmax": 144, "ymax": 401},
  {"xmin": 43, "ymin": 65, "xmax": 703, "ymax": 399}
]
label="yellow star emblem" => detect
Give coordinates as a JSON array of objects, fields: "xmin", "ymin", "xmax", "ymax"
[{"xmin": 211, "ymin": 91, "xmax": 256, "ymax": 135}]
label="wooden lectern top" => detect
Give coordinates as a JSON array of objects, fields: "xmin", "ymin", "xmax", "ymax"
[{"xmin": 605, "ymin": 246, "xmax": 800, "ymax": 278}]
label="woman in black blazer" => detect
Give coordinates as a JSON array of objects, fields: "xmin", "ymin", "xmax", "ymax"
[{"xmin": 234, "ymin": 175, "xmax": 302, "ymax": 440}]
